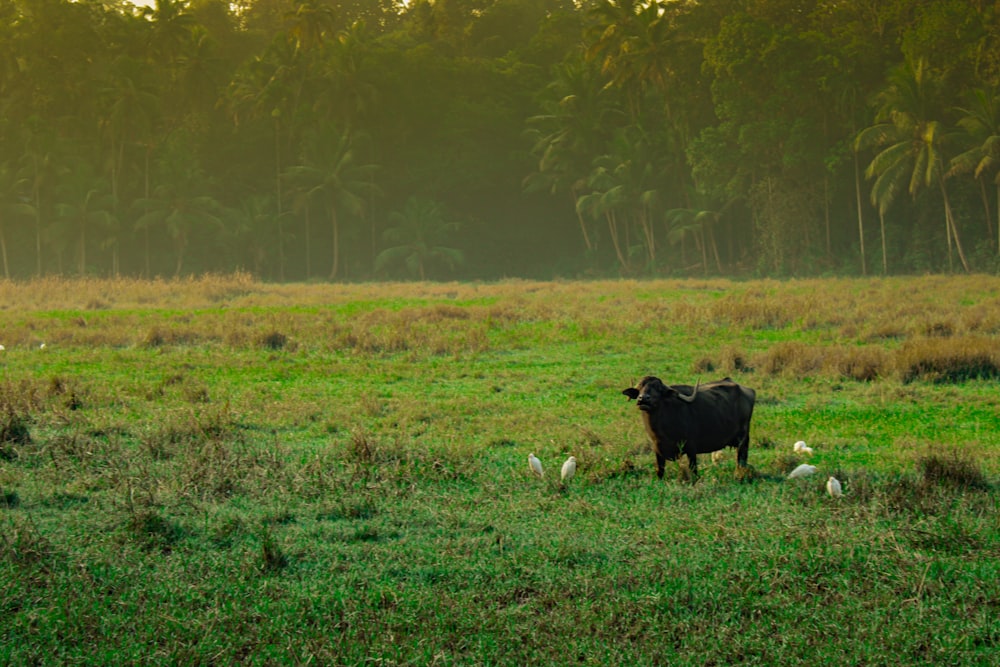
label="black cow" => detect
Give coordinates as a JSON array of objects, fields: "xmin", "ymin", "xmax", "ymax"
[{"xmin": 622, "ymin": 376, "xmax": 756, "ymax": 479}]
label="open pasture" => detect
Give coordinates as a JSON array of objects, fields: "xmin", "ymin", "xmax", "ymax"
[{"xmin": 1, "ymin": 275, "xmax": 999, "ymax": 665}]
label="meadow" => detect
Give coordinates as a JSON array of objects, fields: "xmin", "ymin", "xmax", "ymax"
[{"xmin": 1, "ymin": 274, "xmax": 998, "ymax": 665}]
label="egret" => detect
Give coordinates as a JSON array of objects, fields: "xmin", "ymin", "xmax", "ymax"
[
  {"xmin": 528, "ymin": 453, "xmax": 544, "ymax": 478},
  {"xmin": 561, "ymin": 456, "xmax": 577, "ymax": 482},
  {"xmin": 787, "ymin": 464, "xmax": 818, "ymax": 479},
  {"xmin": 793, "ymin": 440, "xmax": 814, "ymax": 455},
  {"xmin": 826, "ymin": 476, "xmax": 843, "ymax": 498},
  {"xmin": 0, "ymin": 344, "xmax": 5, "ymax": 351}
]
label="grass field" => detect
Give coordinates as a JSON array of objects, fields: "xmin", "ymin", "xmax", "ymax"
[{"xmin": 1, "ymin": 274, "xmax": 998, "ymax": 665}]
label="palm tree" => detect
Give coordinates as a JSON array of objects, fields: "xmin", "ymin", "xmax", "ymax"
[
  {"xmin": 855, "ymin": 59, "xmax": 969, "ymax": 273},
  {"xmin": 950, "ymin": 87, "xmax": 1000, "ymax": 254},
  {"xmin": 19, "ymin": 131, "xmax": 58, "ymax": 276},
  {"xmin": 229, "ymin": 38, "xmax": 308, "ymax": 279},
  {"xmin": 101, "ymin": 55, "xmax": 159, "ymax": 216},
  {"xmin": 53, "ymin": 161, "xmax": 117, "ymax": 276},
  {"xmin": 375, "ymin": 197, "xmax": 464, "ymax": 280},
  {"xmin": 227, "ymin": 194, "xmax": 281, "ymax": 279},
  {"xmin": 134, "ymin": 184, "xmax": 224, "ymax": 277},
  {"xmin": 0, "ymin": 160, "xmax": 35, "ymax": 279},
  {"xmin": 525, "ymin": 59, "xmax": 620, "ymax": 253},
  {"xmin": 284, "ymin": 0, "xmax": 338, "ymax": 54},
  {"xmin": 283, "ymin": 128, "xmax": 381, "ymax": 280},
  {"xmin": 664, "ymin": 202, "xmax": 725, "ymax": 274},
  {"xmin": 578, "ymin": 126, "xmax": 664, "ymax": 272}
]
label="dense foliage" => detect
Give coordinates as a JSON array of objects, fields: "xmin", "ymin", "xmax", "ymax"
[{"xmin": 2, "ymin": 0, "xmax": 1000, "ymax": 279}]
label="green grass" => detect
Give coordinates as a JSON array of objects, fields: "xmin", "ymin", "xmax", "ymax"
[{"xmin": 1, "ymin": 275, "xmax": 999, "ymax": 665}]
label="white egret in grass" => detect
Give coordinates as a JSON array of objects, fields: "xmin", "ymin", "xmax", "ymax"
[
  {"xmin": 561, "ymin": 456, "xmax": 577, "ymax": 482},
  {"xmin": 528, "ymin": 453, "xmax": 544, "ymax": 478},
  {"xmin": 793, "ymin": 440, "xmax": 813, "ymax": 455},
  {"xmin": 787, "ymin": 464, "xmax": 818, "ymax": 479},
  {"xmin": 0, "ymin": 344, "xmax": 4, "ymax": 351},
  {"xmin": 826, "ymin": 476, "xmax": 843, "ymax": 497}
]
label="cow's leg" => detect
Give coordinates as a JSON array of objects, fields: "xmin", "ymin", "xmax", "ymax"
[
  {"xmin": 736, "ymin": 429, "xmax": 749, "ymax": 468},
  {"xmin": 655, "ymin": 452, "xmax": 666, "ymax": 479},
  {"xmin": 687, "ymin": 452, "xmax": 699, "ymax": 478}
]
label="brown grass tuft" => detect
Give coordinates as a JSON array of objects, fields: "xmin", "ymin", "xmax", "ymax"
[
  {"xmin": 256, "ymin": 330, "xmax": 288, "ymax": 350},
  {"xmin": 896, "ymin": 337, "xmax": 1000, "ymax": 384},
  {"xmin": 918, "ymin": 451, "xmax": 989, "ymax": 490}
]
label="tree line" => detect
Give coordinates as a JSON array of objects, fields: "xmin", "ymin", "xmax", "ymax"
[{"xmin": 2, "ymin": 0, "xmax": 999, "ymax": 281}]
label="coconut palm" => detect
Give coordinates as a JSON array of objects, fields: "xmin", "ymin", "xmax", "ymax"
[
  {"xmin": 283, "ymin": 128, "xmax": 381, "ymax": 280},
  {"xmin": 950, "ymin": 87, "xmax": 1000, "ymax": 254},
  {"xmin": 133, "ymin": 183, "xmax": 224, "ymax": 277},
  {"xmin": 855, "ymin": 59, "xmax": 969, "ymax": 273},
  {"xmin": 53, "ymin": 161, "xmax": 117, "ymax": 276},
  {"xmin": 664, "ymin": 203, "xmax": 724, "ymax": 274},
  {"xmin": 375, "ymin": 197, "xmax": 463, "ymax": 280},
  {"xmin": 0, "ymin": 160, "xmax": 35, "ymax": 279},
  {"xmin": 525, "ymin": 59, "xmax": 620, "ymax": 253}
]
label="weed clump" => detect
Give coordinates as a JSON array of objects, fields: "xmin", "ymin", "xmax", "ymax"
[
  {"xmin": 918, "ymin": 451, "xmax": 989, "ymax": 490},
  {"xmin": 0, "ymin": 517, "xmax": 54, "ymax": 567},
  {"xmin": 257, "ymin": 330, "xmax": 288, "ymax": 350},
  {"xmin": 0, "ymin": 412, "xmax": 31, "ymax": 458},
  {"xmin": 897, "ymin": 337, "xmax": 1000, "ymax": 384},
  {"xmin": 126, "ymin": 509, "xmax": 183, "ymax": 553},
  {"xmin": 258, "ymin": 527, "xmax": 288, "ymax": 573}
]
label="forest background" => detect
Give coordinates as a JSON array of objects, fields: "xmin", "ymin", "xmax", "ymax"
[{"xmin": 3, "ymin": 0, "xmax": 1000, "ymax": 281}]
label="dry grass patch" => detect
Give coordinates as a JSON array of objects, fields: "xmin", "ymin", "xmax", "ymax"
[
  {"xmin": 751, "ymin": 335, "xmax": 1000, "ymax": 384},
  {"xmin": 918, "ymin": 451, "xmax": 989, "ymax": 490},
  {"xmin": 896, "ymin": 336, "xmax": 1000, "ymax": 384}
]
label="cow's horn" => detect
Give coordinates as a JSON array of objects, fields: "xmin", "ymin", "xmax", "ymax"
[{"xmin": 679, "ymin": 380, "xmax": 700, "ymax": 403}]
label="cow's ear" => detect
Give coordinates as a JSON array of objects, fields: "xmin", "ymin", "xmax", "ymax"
[{"xmin": 622, "ymin": 388, "xmax": 639, "ymax": 401}]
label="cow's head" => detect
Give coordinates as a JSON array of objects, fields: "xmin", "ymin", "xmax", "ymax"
[{"xmin": 622, "ymin": 376, "xmax": 698, "ymax": 412}]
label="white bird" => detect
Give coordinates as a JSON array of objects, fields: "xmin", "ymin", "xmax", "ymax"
[
  {"xmin": 787, "ymin": 464, "xmax": 818, "ymax": 479},
  {"xmin": 528, "ymin": 453, "xmax": 544, "ymax": 478},
  {"xmin": 793, "ymin": 440, "xmax": 814, "ymax": 455},
  {"xmin": 561, "ymin": 456, "xmax": 577, "ymax": 482},
  {"xmin": 826, "ymin": 476, "xmax": 843, "ymax": 498},
  {"xmin": 38, "ymin": 343, "xmax": 46, "ymax": 350},
  {"xmin": 0, "ymin": 344, "xmax": 5, "ymax": 351}
]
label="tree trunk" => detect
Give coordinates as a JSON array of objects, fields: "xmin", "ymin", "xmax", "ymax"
[
  {"xmin": 698, "ymin": 229, "xmax": 708, "ymax": 275},
  {"xmin": 823, "ymin": 174, "xmax": 831, "ymax": 259},
  {"xmin": 329, "ymin": 207, "xmax": 340, "ymax": 280},
  {"xmin": 978, "ymin": 177, "xmax": 994, "ymax": 248},
  {"xmin": 878, "ymin": 210, "xmax": 887, "ymax": 275},
  {"xmin": 79, "ymin": 216, "xmax": 86, "ymax": 275},
  {"xmin": 854, "ymin": 151, "xmax": 867, "ymax": 276},
  {"xmin": 275, "ymin": 118, "xmax": 285, "ymax": 281},
  {"xmin": 707, "ymin": 222, "xmax": 723, "ymax": 273},
  {"xmin": 174, "ymin": 240, "xmax": 185, "ymax": 277},
  {"xmin": 143, "ymin": 146, "xmax": 151, "ymax": 278},
  {"xmin": 571, "ymin": 188, "xmax": 593, "ymax": 252},
  {"xmin": 606, "ymin": 211, "xmax": 627, "ymax": 270},
  {"xmin": 304, "ymin": 202, "xmax": 312, "ymax": 279},
  {"xmin": 639, "ymin": 210, "xmax": 655, "ymax": 267},
  {"xmin": 0, "ymin": 227, "xmax": 8, "ymax": 279},
  {"xmin": 939, "ymin": 178, "xmax": 970, "ymax": 273}
]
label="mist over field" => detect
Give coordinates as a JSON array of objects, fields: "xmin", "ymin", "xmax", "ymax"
[{"xmin": 2, "ymin": 1, "xmax": 1000, "ymax": 282}]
